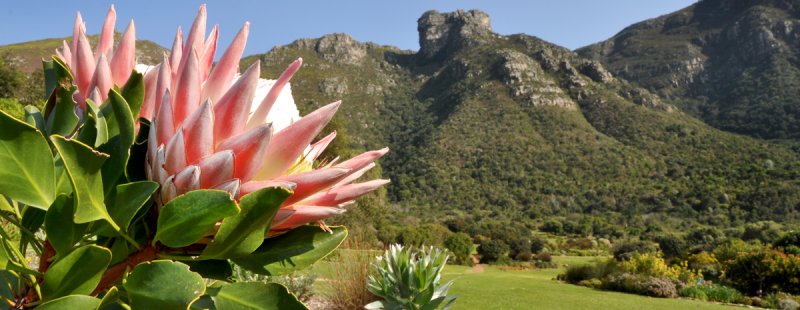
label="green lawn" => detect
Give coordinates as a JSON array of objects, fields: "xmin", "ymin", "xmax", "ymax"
[{"xmin": 439, "ymin": 256, "xmax": 740, "ymax": 310}]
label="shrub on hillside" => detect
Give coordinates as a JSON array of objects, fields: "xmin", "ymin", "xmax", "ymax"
[
  {"xmin": 478, "ymin": 239, "xmax": 509, "ymax": 263},
  {"xmin": 530, "ymin": 236, "xmax": 547, "ymax": 254},
  {"xmin": 774, "ymin": 231, "xmax": 800, "ymax": 255},
  {"xmin": 602, "ymin": 273, "xmax": 678, "ymax": 298},
  {"xmin": 619, "ymin": 253, "xmax": 700, "ymax": 284},
  {"xmin": 509, "ymin": 238, "xmax": 532, "ymax": 260},
  {"xmin": 652, "ymin": 233, "xmax": 686, "ymax": 259},
  {"xmin": 687, "ymin": 251, "xmax": 722, "ymax": 280},
  {"xmin": 559, "ymin": 259, "xmax": 618, "ymax": 284},
  {"xmin": 540, "ymin": 220, "xmax": 563, "ymax": 234},
  {"xmin": 444, "ymin": 232, "xmax": 474, "ymax": 265},
  {"xmin": 742, "ymin": 221, "xmax": 784, "ymax": 244},
  {"xmin": 612, "ymin": 240, "xmax": 658, "ymax": 261}
]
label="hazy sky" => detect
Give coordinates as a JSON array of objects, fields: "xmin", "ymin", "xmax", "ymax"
[{"xmin": 1, "ymin": 1, "xmax": 696, "ymax": 56}]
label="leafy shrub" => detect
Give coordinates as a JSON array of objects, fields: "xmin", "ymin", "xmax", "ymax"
[
  {"xmin": 509, "ymin": 238, "xmax": 532, "ymax": 260},
  {"xmin": 560, "ymin": 259, "xmax": 618, "ymax": 283},
  {"xmin": 742, "ymin": 221, "xmax": 784, "ymax": 244},
  {"xmin": 530, "ymin": 236, "xmax": 547, "ymax": 253},
  {"xmin": 774, "ymin": 231, "xmax": 800, "ymax": 255},
  {"xmin": 712, "ymin": 238, "xmax": 762, "ymax": 268},
  {"xmin": 679, "ymin": 284, "xmax": 744, "ymax": 303},
  {"xmin": 725, "ymin": 249, "xmax": 800, "ymax": 295},
  {"xmin": 478, "ymin": 239, "xmax": 509, "ymax": 263},
  {"xmin": 612, "ymin": 240, "xmax": 658, "ymax": 261},
  {"xmin": 540, "ymin": 220, "xmax": 563, "ymax": 234},
  {"xmin": 687, "ymin": 251, "xmax": 722, "ymax": 280},
  {"xmin": 366, "ymin": 245, "xmax": 457, "ymax": 310},
  {"xmin": 532, "ymin": 252, "xmax": 557, "ymax": 269},
  {"xmin": 514, "ymin": 251, "xmax": 533, "ymax": 261},
  {"xmin": 232, "ymin": 266, "xmax": 318, "ymax": 302},
  {"xmin": 398, "ymin": 223, "xmax": 453, "ymax": 247},
  {"xmin": 652, "ymin": 233, "xmax": 686, "ymax": 259},
  {"xmin": 602, "ymin": 273, "xmax": 677, "ymax": 298},
  {"xmin": 619, "ymin": 253, "xmax": 700, "ymax": 284},
  {"xmin": 443, "ymin": 232, "xmax": 474, "ymax": 265}
]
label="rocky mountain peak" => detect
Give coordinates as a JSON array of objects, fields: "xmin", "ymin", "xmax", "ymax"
[{"xmin": 417, "ymin": 9, "xmax": 493, "ymax": 62}]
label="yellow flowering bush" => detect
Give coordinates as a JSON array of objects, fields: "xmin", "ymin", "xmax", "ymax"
[{"xmin": 620, "ymin": 253, "xmax": 701, "ymax": 284}]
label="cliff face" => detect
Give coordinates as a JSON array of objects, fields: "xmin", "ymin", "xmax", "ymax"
[
  {"xmin": 578, "ymin": 0, "xmax": 800, "ymax": 140},
  {"xmin": 242, "ymin": 9, "xmax": 800, "ymax": 225}
]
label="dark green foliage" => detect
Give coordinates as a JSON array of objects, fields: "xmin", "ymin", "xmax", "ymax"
[
  {"xmin": 774, "ymin": 231, "xmax": 800, "ymax": 255},
  {"xmin": 477, "ymin": 239, "xmax": 509, "ymax": 263},
  {"xmin": 612, "ymin": 241, "xmax": 658, "ymax": 261},
  {"xmin": 540, "ymin": 220, "xmax": 563, "ymax": 234},
  {"xmin": 679, "ymin": 284, "xmax": 745, "ymax": 303},
  {"xmin": 560, "ymin": 259, "xmax": 618, "ymax": 284},
  {"xmin": 686, "ymin": 227, "xmax": 726, "ymax": 253},
  {"xmin": 724, "ymin": 249, "xmax": 800, "ymax": 295},
  {"xmin": 742, "ymin": 221, "xmax": 784, "ymax": 244},
  {"xmin": 397, "ymin": 223, "xmax": 452, "ymax": 247},
  {"xmin": 530, "ymin": 236, "xmax": 546, "ymax": 254},
  {"xmin": 508, "ymin": 238, "xmax": 532, "ymax": 260},
  {"xmin": 443, "ymin": 232, "xmax": 474, "ymax": 265},
  {"xmin": 652, "ymin": 233, "xmax": 686, "ymax": 259}
]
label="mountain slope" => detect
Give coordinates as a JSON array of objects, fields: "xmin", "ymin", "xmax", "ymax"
[
  {"xmin": 578, "ymin": 0, "xmax": 800, "ymax": 140},
  {"xmin": 246, "ymin": 10, "xmax": 800, "ymax": 228}
]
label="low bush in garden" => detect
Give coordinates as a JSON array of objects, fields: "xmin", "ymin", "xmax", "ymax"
[
  {"xmin": 678, "ymin": 284, "xmax": 745, "ymax": 304},
  {"xmin": 601, "ymin": 273, "xmax": 678, "ymax": 298}
]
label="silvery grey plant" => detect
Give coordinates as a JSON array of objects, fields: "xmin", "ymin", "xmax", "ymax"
[{"xmin": 366, "ymin": 244, "xmax": 457, "ymax": 310}]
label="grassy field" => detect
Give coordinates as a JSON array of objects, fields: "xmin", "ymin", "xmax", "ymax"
[{"xmin": 440, "ymin": 256, "xmax": 740, "ymax": 310}]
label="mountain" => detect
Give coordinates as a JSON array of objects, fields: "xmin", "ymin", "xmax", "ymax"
[
  {"xmin": 0, "ymin": 35, "xmax": 165, "ymax": 74},
  {"xmin": 577, "ymin": 0, "xmax": 800, "ymax": 140},
  {"xmin": 244, "ymin": 9, "xmax": 800, "ymax": 230}
]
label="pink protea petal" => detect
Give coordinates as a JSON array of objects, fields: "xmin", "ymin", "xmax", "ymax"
[
  {"xmin": 255, "ymin": 101, "xmax": 340, "ymax": 180},
  {"xmin": 74, "ymin": 32, "xmax": 96, "ymax": 95},
  {"xmin": 269, "ymin": 209, "xmax": 296, "ymax": 229},
  {"xmin": 203, "ymin": 22, "xmax": 249, "ymax": 103},
  {"xmin": 155, "ymin": 56, "xmax": 172, "ymax": 116},
  {"xmin": 238, "ymin": 181, "xmax": 296, "ymax": 198},
  {"xmin": 174, "ymin": 48, "xmax": 201, "ymax": 126},
  {"xmin": 248, "ymin": 58, "xmax": 302, "ymax": 129},
  {"xmin": 213, "ymin": 178, "xmax": 241, "ymax": 199},
  {"xmin": 169, "ymin": 27, "xmax": 183, "ymax": 82},
  {"xmin": 58, "ymin": 40, "xmax": 72, "ymax": 70},
  {"xmin": 274, "ymin": 167, "xmax": 351, "ymax": 206},
  {"xmin": 213, "ymin": 61, "xmax": 260, "ymax": 143},
  {"xmin": 164, "ymin": 127, "xmax": 187, "ymax": 175},
  {"xmin": 217, "ymin": 125, "xmax": 272, "ymax": 181},
  {"xmin": 110, "ymin": 20, "xmax": 136, "ymax": 86},
  {"xmin": 140, "ymin": 63, "xmax": 160, "ymax": 120},
  {"xmin": 89, "ymin": 54, "xmax": 113, "ymax": 103},
  {"xmin": 179, "ymin": 4, "xmax": 206, "ymax": 74},
  {"xmin": 173, "ymin": 165, "xmax": 200, "ymax": 196},
  {"xmin": 95, "ymin": 5, "xmax": 116, "ymax": 60},
  {"xmin": 154, "ymin": 145, "xmax": 169, "ymax": 185},
  {"xmin": 198, "ymin": 150, "xmax": 234, "ymax": 188},
  {"xmin": 305, "ymin": 131, "xmax": 336, "ymax": 163},
  {"xmin": 182, "ymin": 100, "xmax": 214, "ymax": 165},
  {"xmin": 71, "ymin": 12, "xmax": 84, "ymax": 60},
  {"xmin": 87, "ymin": 87, "xmax": 102, "ymax": 108},
  {"xmin": 155, "ymin": 91, "xmax": 175, "ymax": 147},
  {"xmin": 199, "ymin": 25, "xmax": 218, "ymax": 80},
  {"xmin": 336, "ymin": 147, "xmax": 389, "ymax": 172},
  {"xmin": 269, "ymin": 206, "xmax": 345, "ymax": 232},
  {"xmin": 298, "ymin": 179, "xmax": 390, "ymax": 207},
  {"xmin": 160, "ymin": 176, "xmax": 177, "ymax": 205},
  {"xmin": 332, "ymin": 162, "xmax": 375, "ymax": 188}
]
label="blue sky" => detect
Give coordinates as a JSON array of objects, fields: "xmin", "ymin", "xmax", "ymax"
[{"xmin": 1, "ymin": 1, "xmax": 696, "ymax": 56}]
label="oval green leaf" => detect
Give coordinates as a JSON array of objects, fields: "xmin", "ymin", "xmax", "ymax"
[
  {"xmin": 210, "ymin": 282, "xmax": 307, "ymax": 310},
  {"xmin": 45, "ymin": 194, "xmax": 87, "ymax": 255},
  {"xmin": 232, "ymin": 226, "xmax": 347, "ymax": 276},
  {"xmin": 124, "ymin": 260, "xmax": 206, "ymax": 310},
  {"xmin": 37, "ymin": 295, "xmax": 101, "ymax": 310},
  {"xmin": 0, "ymin": 110, "xmax": 56, "ymax": 209},
  {"xmin": 41, "ymin": 245, "xmax": 112, "ymax": 301},
  {"xmin": 201, "ymin": 187, "xmax": 292, "ymax": 259},
  {"xmin": 51, "ymin": 135, "xmax": 112, "ymax": 224},
  {"xmin": 154, "ymin": 190, "xmax": 239, "ymax": 248}
]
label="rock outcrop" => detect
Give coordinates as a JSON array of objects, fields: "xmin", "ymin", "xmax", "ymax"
[{"xmin": 417, "ymin": 10, "xmax": 493, "ymax": 62}]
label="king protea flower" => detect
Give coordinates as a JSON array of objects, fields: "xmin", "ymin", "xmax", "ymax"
[
  {"xmin": 145, "ymin": 5, "xmax": 389, "ymax": 234},
  {"xmin": 55, "ymin": 5, "xmax": 136, "ymax": 111}
]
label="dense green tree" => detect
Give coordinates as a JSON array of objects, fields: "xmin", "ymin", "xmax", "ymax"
[
  {"xmin": 443, "ymin": 232, "xmax": 474, "ymax": 265},
  {"xmin": 478, "ymin": 239, "xmax": 509, "ymax": 263}
]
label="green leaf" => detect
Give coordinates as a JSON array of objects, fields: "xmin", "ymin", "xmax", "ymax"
[
  {"xmin": 45, "ymin": 85, "xmax": 80, "ymax": 137},
  {"xmin": 96, "ymin": 181, "xmax": 158, "ymax": 236},
  {"xmin": 121, "ymin": 71, "xmax": 145, "ymax": 118},
  {"xmin": 0, "ymin": 270, "xmax": 20, "ymax": 304},
  {"xmin": 233, "ymin": 226, "xmax": 347, "ymax": 276},
  {"xmin": 24, "ymin": 105, "xmax": 45, "ymax": 132},
  {"xmin": 0, "ymin": 239, "xmax": 7, "ymax": 269},
  {"xmin": 45, "ymin": 195, "xmax": 87, "ymax": 255},
  {"xmin": 50, "ymin": 135, "xmax": 112, "ymax": 224},
  {"xmin": 201, "ymin": 187, "xmax": 292, "ymax": 259},
  {"xmin": 43, "ymin": 59, "xmax": 56, "ymax": 99},
  {"xmin": 98, "ymin": 286, "xmax": 120, "ymax": 309},
  {"xmin": 97, "ymin": 89, "xmax": 136, "ymax": 194},
  {"xmin": 41, "ymin": 245, "xmax": 111, "ymax": 301},
  {"xmin": 210, "ymin": 282, "xmax": 307, "ymax": 310},
  {"xmin": 154, "ymin": 190, "xmax": 239, "ymax": 248},
  {"xmin": 184, "ymin": 260, "xmax": 233, "ymax": 281},
  {"xmin": 37, "ymin": 295, "xmax": 102, "ymax": 310},
  {"xmin": 0, "ymin": 110, "xmax": 56, "ymax": 209},
  {"xmin": 0, "ymin": 196, "xmax": 11, "ymax": 213},
  {"xmin": 124, "ymin": 260, "xmax": 205, "ymax": 310}
]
